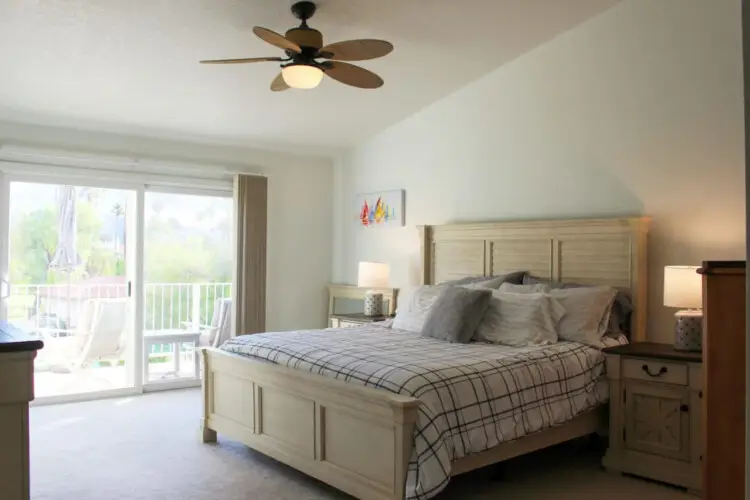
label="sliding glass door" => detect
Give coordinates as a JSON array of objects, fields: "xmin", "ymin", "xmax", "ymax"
[
  {"xmin": 2, "ymin": 180, "xmax": 138, "ymax": 401},
  {"xmin": 0, "ymin": 174, "xmax": 234, "ymax": 401},
  {"xmin": 142, "ymin": 190, "xmax": 232, "ymax": 386}
]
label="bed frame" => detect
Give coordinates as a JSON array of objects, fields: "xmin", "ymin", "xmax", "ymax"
[{"xmin": 200, "ymin": 217, "xmax": 650, "ymax": 500}]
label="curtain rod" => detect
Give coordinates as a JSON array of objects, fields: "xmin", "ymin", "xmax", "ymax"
[{"xmin": 0, "ymin": 144, "xmax": 265, "ymax": 178}]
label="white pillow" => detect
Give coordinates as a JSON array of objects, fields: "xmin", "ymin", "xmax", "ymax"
[
  {"xmin": 475, "ymin": 291, "xmax": 566, "ymax": 347},
  {"xmin": 548, "ymin": 287, "xmax": 618, "ymax": 346},
  {"xmin": 498, "ymin": 282, "xmax": 552, "ymax": 294},
  {"xmin": 392, "ymin": 285, "xmax": 445, "ymax": 332}
]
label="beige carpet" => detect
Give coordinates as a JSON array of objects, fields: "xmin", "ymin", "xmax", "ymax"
[{"xmin": 30, "ymin": 389, "xmax": 693, "ymax": 500}]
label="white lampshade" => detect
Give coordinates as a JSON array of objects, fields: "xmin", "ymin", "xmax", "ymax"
[
  {"xmin": 281, "ymin": 64, "xmax": 324, "ymax": 89},
  {"xmin": 358, "ymin": 262, "xmax": 390, "ymax": 289},
  {"xmin": 663, "ymin": 266, "xmax": 702, "ymax": 309}
]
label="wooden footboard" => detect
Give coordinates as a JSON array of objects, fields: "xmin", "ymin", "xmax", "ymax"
[{"xmin": 200, "ymin": 347, "xmax": 421, "ymax": 500}]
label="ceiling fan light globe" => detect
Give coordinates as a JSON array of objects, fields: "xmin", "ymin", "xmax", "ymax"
[{"xmin": 281, "ymin": 64, "xmax": 324, "ymax": 89}]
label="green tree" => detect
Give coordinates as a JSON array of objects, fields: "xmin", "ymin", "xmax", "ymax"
[
  {"xmin": 10, "ymin": 191, "xmax": 231, "ymax": 287},
  {"xmin": 9, "ymin": 199, "xmax": 115, "ymax": 283},
  {"xmin": 9, "ymin": 207, "xmax": 57, "ymax": 283}
]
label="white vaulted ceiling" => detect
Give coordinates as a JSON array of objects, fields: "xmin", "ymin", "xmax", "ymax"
[{"xmin": 0, "ymin": 0, "xmax": 620, "ymax": 150}]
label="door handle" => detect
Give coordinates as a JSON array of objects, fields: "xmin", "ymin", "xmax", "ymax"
[{"xmin": 0, "ymin": 278, "xmax": 9, "ymax": 299}]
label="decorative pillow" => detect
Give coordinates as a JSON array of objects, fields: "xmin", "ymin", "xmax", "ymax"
[
  {"xmin": 475, "ymin": 291, "xmax": 566, "ymax": 347},
  {"xmin": 463, "ymin": 276, "xmax": 509, "ymax": 289},
  {"xmin": 396, "ymin": 271, "xmax": 528, "ymax": 317},
  {"xmin": 498, "ymin": 282, "xmax": 552, "ymax": 294},
  {"xmin": 547, "ymin": 286, "xmax": 618, "ymax": 346},
  {"xmin": 420, "ymin": 287, "xmax": 492, "ymax": 343},
  {"xmin": 523, "ymin": 275, "xmax": 633, "ymax": 336},
  {"xmin": 392, "ymin": 285, "xmax": 445, "ymax": 332},
  {"xmin": 440, "ymin": 271, "xmax": 527, "ymax": 288}
]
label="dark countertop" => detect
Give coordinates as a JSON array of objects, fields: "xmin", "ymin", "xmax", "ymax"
[
  {"xmin": 602, "ymin": 342, "xmax": 701, "ymax": 362},
  {"xmin": 698, "ymin": 260, "xmax": 746, "ymax": 276},
  {"xmin": 0, "ymin": 322, "xmax": 44, "ymax": 353}
]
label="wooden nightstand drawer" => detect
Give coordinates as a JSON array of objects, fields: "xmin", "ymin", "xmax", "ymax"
[
  {"xmin": 623, "ymin": 358, "xmax": 688, "ymax": 386},
  {"xmin": 329, "ymin": 314, "xmax": 387, "ymax": 329},
  {"xmin": 339, "ymin": 321, "xmax": 362, "ymax": 328}
]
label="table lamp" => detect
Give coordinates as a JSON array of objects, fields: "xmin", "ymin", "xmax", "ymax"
[
  {"xmin": 358, "ymin": 262, "xmax": 390, "ymax": 317},
  {"xmin": 663, "ymin": 265, "xmax": 702, "ymax": 352}
]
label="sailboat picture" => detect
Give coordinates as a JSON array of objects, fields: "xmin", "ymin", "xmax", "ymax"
[{"xmin": 355, "ymin": 190, "xmax": 405, "ymax": 228}]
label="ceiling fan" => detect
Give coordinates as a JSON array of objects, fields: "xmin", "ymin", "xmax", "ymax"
[{"xmin": 200, "ymin": 1, "xmax": 393, "ymax": 91}]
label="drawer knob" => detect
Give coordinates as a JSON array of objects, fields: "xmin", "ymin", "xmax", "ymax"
[
  {"xmin": 641, "ymin": 364, "xmax": 668, "ymax": 377},
  {"xmin": 680, "ymin": 404, "xmax": 689, "ymax": 412}
]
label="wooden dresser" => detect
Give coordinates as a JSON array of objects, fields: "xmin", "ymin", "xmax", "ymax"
[
  {"xmin": 699, "ymin": 261, "xmax": 746, "ymax": 500},
  {"xmin": 0, "ymin": 324, "xmax": 43, "ymax": 500}
]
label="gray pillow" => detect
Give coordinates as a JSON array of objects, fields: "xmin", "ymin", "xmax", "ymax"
[
  {"xmin": 548, "ymin": 287, "xmax": 618, "ymax": 346},
  {"xmin": 475, "ymin": 291, "xmax": 565, "ymax": 346},
  {"xmin": 523, "ymin": 275, "xmax": 633, "ymax": 336},
  {"xmin": 420, "ymin": 287, "xmax": 492, "ymax": 343},
  {"xmin": 441, "ymin": 271, "xmax": 527, "ymax": 288}
]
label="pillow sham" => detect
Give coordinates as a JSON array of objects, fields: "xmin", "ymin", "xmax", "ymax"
[
  {"xmin": 420, "ymin": 287, "xmax": 492, "ymax": 343},
  {"xmin": 523, "ymin": 275, "xmax": 633, "ymax": 336},
  {"xmin": 548, "ymin": 286, "xmax": 618, "ymax": 346},
  {"xmin": 440, "ymin": 271, "xmax": 527, "ymax": 288},
  {"xmin": 392, "ymin": 285, "xmax": 445, "ymax": 332},
  {"xmin": 498, "ymin": 282, "xmax": 552, "ymax": 294},
  {"xmin": 474, "ymin": 291, "xmax": 566, "ymax": 347},
  {"xmin": 395, "ymin": 271, "xmax": 528, "ymax": 317}
]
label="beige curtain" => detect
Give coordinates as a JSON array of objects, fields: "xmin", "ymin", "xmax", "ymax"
[{"xmin": 232, "ymin": 174, "xmax": 268, "ymax": 336}]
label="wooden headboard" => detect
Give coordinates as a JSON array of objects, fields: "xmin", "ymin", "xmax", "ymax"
[{"xmin": 418, "ymin": 217, "xmax": 651, "ymax": 342}]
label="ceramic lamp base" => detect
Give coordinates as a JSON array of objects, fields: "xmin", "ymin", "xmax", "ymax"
[
  {"xmin": 364, "ymin": 292, "xmax": 383, "ymax": 317},
  {"xmin": 674, "ymin": 310, "xmax": 703, "ymax": 352}
]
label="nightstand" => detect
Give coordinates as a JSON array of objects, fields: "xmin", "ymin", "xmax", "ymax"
[
  {"xmin": 602, "ymin": 342, "xmax": 702, "ymax": 495},
  {"xmin": 327, "ymin": 284, "xmax": 398, "ymax": 328},
  {"xmin": 329, "ymin": 313, "xmax": 388, "ymax": 328}
]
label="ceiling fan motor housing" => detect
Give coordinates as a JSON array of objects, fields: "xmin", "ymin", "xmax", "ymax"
[{"xmin": 285, "ymin": 27, "xmax": 323, "ymax": 50}]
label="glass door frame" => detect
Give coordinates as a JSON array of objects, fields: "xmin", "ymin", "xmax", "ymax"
[
  {"xmin": 0, "ymin": 171, "xmax": 146, "ymax": 405},
  {"xmin": 140, "ymin": 185, "xmax": 233, "ymax": 393}
]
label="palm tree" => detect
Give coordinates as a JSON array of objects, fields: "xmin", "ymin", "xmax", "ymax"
[{"xmin": 111, "ymin": 203, "xmax": 125, "ymax": 254}]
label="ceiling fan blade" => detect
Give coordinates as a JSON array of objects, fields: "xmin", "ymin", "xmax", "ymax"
[
  {"xmin": 200, "ymin": 57, "xmax": 283, "ymax": 64},
  {"xmin": 324, "ymin": 61, "xmax": 384, "ymax": 89},
  {"xmin": 271, "ymin": 73, "xmax": 290, "ymax": 92},
  {"xmin": 253, "ymin": 26, "xmax": 301, "ymax": 53},
  {"xmin": 318, "ymin": 39, "xmax": 393, "ymax": 61}
]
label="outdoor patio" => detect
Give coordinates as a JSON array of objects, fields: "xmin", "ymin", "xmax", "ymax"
[
  {"xmin": 10, "ymin": 281, "xmax": 231, "ymax": 399},
  {"xmin": 34, "ymin": 350, "xmax": 201, "ymax": 398}
]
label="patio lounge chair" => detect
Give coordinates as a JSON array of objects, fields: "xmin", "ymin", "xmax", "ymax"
[
  {"xmin": 73, "ymin": 298, "xmax": 128, "ymax": 368},
  {"xmin": 201, "ymin": 298, "xmax": 232, "ymax": 347}
]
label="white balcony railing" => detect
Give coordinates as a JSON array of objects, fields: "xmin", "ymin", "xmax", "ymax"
[{"xmin": 7, "ymin": 282, "xmax": 231, "ymax": 336}]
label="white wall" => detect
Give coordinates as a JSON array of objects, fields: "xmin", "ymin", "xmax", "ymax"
[
  {"xmin": 333, "ymin": 0, "xmax": 746, "ymax": 343},
  {"xmin": 0, "ymin": 121, "xmax": 334, "ymax": 332}
]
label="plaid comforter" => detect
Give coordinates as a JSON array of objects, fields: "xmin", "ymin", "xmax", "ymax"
[{"xmin": 221, "ymin": 325, "xmax": 612, "ymax": 499}]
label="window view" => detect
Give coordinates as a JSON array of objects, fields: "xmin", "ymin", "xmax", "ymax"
[
  {"xmin": 6, "ymin": 183, "xmax": 234, "ymax": 397},
  {"xmin": 8, "ymin": 183, "xmax": 133, "ymax": 398},
  {"xmin": 143, "ymin": 192, "xmax": 232, "ymax": 383}
]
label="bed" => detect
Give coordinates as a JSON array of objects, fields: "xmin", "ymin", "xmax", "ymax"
[{"xmin": 199, "ymin": 217, "xmax": 650, "ymax": 500}]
